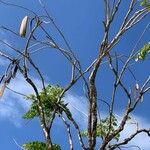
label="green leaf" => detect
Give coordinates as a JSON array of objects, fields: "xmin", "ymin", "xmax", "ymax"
[
  {"xmin": 23, "ymin": 103, "xmax": 39, "ymax": 119},
  {"xmin": 81, "ymin": 115, "xmax": 120, "ymax": 140},
  {"xmin": 23, "ymin": 142, "xmax": 47, "ymax": 150},
  {"xmin": 81, "ymin": 131, "xmax": 88, "ymax": 137},
  {"xmin": 23, "ymin": 84, "xmax": 70, "ymax": 121},
  {"xmin": 139, "ymin": 0, "xmax": 150, "ymax": 11},
  {"xmin": 23, "ymin": 141, "xmax": 61, "ymax": 150},
  {"xmin": 135, "ymin": 43, "xmax": 150, "ymax": 61},
  {"xmin": 139, "ymin": 0, "xmax": 149, "ymax": 6}
]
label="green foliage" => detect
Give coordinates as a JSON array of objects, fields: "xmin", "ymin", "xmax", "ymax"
[
  {"xmin": 81, "ymin": 115, "xmax": 120, "ymax": 141},
  {"xmin": 135, "ymin": 43, "xmax": 150, "ymax": 61},
  {"xmin": 23, "ymin": 141, "xmax": 47, "ymax": 150},
  {"xmin": 23, "ymin": 84, "xmax": 69, "ymax": 120},
  {"xmin": 139, "ymin": 0, "xmax": 149, "ymax": 6},
  {"xmin": 22, "ymin": 85, "xmax": 64, "ymax": 150},
  {"xmin": 22, "ymin": 141, "xmax": 61, "ymax": 150},
  {"xmin": 139, "ymin": 0, "xmax": 150, "ymax": 11},
  {"xmin": 23, "ymin": 101, "xmax": 39, "ymax": 119}
]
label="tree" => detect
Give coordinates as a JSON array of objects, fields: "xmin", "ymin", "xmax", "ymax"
[{"xmin": 0, "ymin": 0, "xmax": 150, "ymax": 149}]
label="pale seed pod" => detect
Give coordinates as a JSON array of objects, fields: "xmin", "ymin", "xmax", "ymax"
[
  {"xmin": 135, "ymin": 82, "xmax": 139, "ymax": 91},
  {"xmin": 0, "ymin": 83, "xmax": 7, "ymax": 98},
  {"xmin": 134, "ymin": 82, "xmax": 139, "ymax": 99},
  {"xmin": 19, "ymin": 16, "xmax": 28, "ymax": 37}
]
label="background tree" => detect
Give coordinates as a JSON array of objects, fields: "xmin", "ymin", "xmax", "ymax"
[{"xmin": 0, "ymin": 0, "xmax": 150, "ymax": 150}]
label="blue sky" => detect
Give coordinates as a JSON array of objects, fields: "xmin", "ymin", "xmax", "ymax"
[{"xmin": 0, "ymin": 0, "xmax": 150, "ymax": 150}]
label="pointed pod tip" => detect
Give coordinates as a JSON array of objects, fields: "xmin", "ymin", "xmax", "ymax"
[{"xmin": 19, "ymin": 16, "xmax": 29, "ymax": 37}]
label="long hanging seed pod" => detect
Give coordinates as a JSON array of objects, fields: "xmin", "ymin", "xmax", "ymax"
[
  {"xmin": 0, "ymin": 75, "xmax": 4, "ymax": 84},
  {"xmin": 19, "ymin": 16, "xmax": 28, "ymax": 37},
  {"xmin": 12, "ymin": 65, "xmax": 18, "ymax": 78},
  {"xmin": 0, "ymin": 83, "xmax": 7, "ymax": 97},
  {"xmin": 0, "ymin": 67, "xmax": 13, "ymax": 98}
]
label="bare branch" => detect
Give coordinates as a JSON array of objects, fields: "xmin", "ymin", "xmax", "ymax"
[
  {"xmin": 109, "ymin": 128, "xmax": 150, "ymax": 149},
  {"xmin": 65, "ymin": 111, "xmax": 87, "ymax": 150},
  {"xmin": 60, "ymin": 114, "xmax": 73, "ymax": 150}
]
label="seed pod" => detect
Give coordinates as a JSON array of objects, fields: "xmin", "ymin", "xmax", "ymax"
[
  {"xmin": 134, "ymin": 82, "xmax": 139, "ymax": 99},
  {"xmin": 19, "ymin": 16, "xmax": 28, "ymax": 37},
  {"xmin": 12, "ymin": 65, "xmax": 18, "ymax": 78},
  {"xmin": 0, "ymin": 83, "xmax": 7, "ymax": 98},
  {"xmin": 135, "ymin": 82, "xmax": 139, "ymax": 90},
  {"xmin": 4, "ymin": 71, "xmax": 12, "ymax": 84},
  {"xmin": 0, "ymin": 75, "xmax": 4, "ymax": 84}
]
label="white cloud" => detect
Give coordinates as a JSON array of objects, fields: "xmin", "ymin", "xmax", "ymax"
[
  {"xmin": 64, "ymin": 93, "xmax": 88, "ymax": 130},
  {"xmin": 65, "ymin": 94, "xmax": 150, "ymax": 149},
  {"xmin": 0, "ymin": 30, "xmax": 46, "ymax": 127},
  {"xmin": 0, "ymin": 77, "xmax": 150, "ymax": 149},
  {"xmin": 0, "ymin": 99, "xmax": 22, "ymax": 127},
  {"xmin": 119, "ymin": 115, "xmax": 150, "ymax": 150},
  {"xmin": 0, "ymin": 74, "xmax": 42, "ymax": 127}
]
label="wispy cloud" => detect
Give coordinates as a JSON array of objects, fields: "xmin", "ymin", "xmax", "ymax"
[
  {"xmin": 64, "ymin": 93, "xmax": 88, "ymax": 129},
  {"xmin": 119, "ymin": 115, "xmax": 150, "ymax": 150},
  {"xmin": 0, "ymin": 77, "xmax": 149, "ymax": 149},
  {"xmin": 0, "ymin": 74, "xmax": 42, "ymax": 127},
  {"xmin": 65, "ymin": 94, "xmax": 150, "ymax": 149},
  {"xmin": 0, "ymin": 98, "xmax": 22, "ymax": 127}
]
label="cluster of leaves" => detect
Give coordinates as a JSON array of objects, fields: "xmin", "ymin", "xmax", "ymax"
[
  {"xmin": 23, "ymin": 141, "xmax": 61, "ymax": 150},
  {"xmin": 22, "ymin": 85, "xmax": 71, "ymax": 149},
  {"xmin": 135, "ymin": 43, "xmax": 150, "ymax": 61},
  {"xmin": 23, "ymin": 84, "xmax": 69, "ymax": 120},
  {"xmin": 81, "ymin": 115, "xmax": 120, "ymax": 141},
  {"xmin": 139, "ymin": 0, "xmax": 150, "ymax": 6}
]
